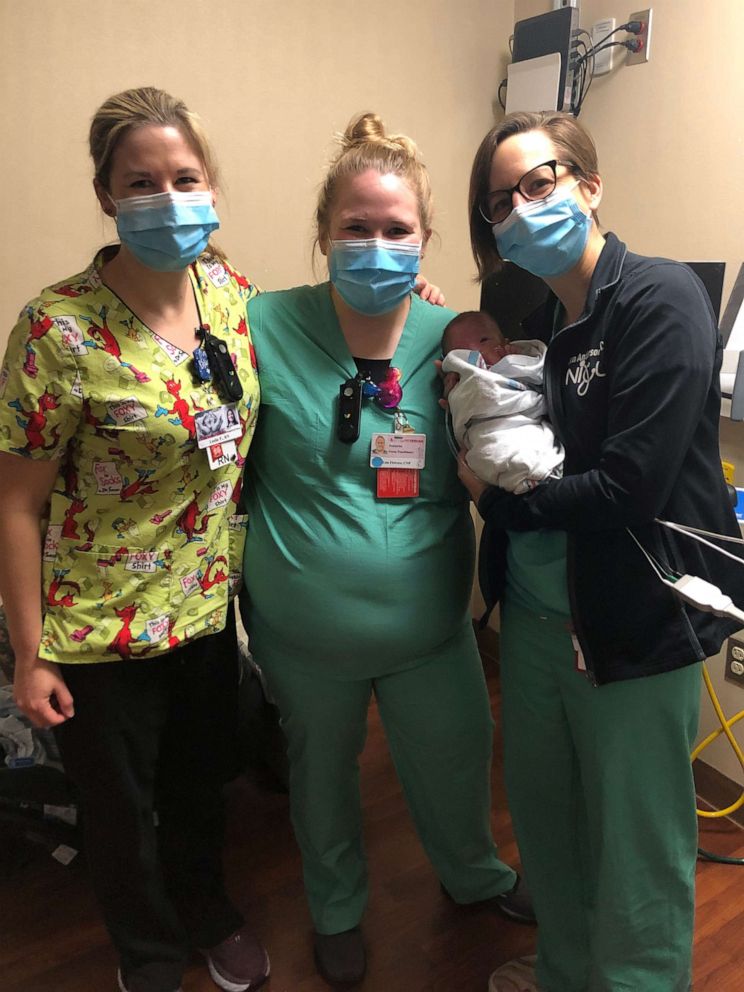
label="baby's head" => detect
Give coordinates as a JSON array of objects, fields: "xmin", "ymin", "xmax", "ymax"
[{"xmin": 442, "ymin": 311, "xmax": 510, "ymax": 366}]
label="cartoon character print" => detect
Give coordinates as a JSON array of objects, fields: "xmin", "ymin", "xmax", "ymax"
[
  {"xmin": 156, "ymin": 377, "xmax": 200, "ymax": 438},
  {"xmin": 22, "ymin": 313, "xmax": 54, "ymax": 379},
  {"xmin": 74, "ymin": 519, "xmax": 98, "ymax": 552},
  {"xmin": 61, "ymin": 495, "xmax": 87, "ymax": 539},
  {"xmin": 8, "ymin": 387, "xmax": 61, "ymax": 454},
  {"xmin": 53, "ymin": 271, "xmax": 95, "ymax": 299},
  {"xmin": 176, "ymin": 493, "xmax": 213, "ymax": 544},
  {"xmin": 120, "ymin": 468, "xmax": 158, "ymax": 502},
  {"xmin": 108, "ymin": 603, "xmax": 149, "ymax": 660},
  {"xmin": 70, "ymin": 624, "xmax": 94, "ymax": 643},
  {"xmin": 82, "ymin": 399, "xmax": 117, "ymax": 436},
  {"xmin": 81, "ymin": 311, "xmax": 150, "ymax": 384},
  {"xmin": 198, "ymin": 554, "xmax": 229, "ymax": 597},
  {"xmin": 2, "ymin": 252, "xmax": 260, "ymax": 664},
  {"xmin": 222, "ymin": 260, "xmax": 253, "ymax": 293},
  {"xmin": 47, "ymin": 569, "xmax": 81, "ymax": 608},
  {"xmin": 166, "ymin": 616, "xmax": 180, "ymax": 651}
]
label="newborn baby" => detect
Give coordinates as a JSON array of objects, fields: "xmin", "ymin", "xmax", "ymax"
[{"xmin": 441, "ymin": 311, "xmax": 564, "ymax": 493}]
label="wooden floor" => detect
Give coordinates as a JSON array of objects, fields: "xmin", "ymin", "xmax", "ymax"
[{"xmin": 1, "ymin": 667, "xmax": 742, "ymax": 992}]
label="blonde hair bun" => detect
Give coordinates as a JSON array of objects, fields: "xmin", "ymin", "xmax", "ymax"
[
  {"xmin": 340, "ymin": 112, "xmax": 419, "ymax": 160},
  {"xmin": 314, "ymin": 111, "xmax": 434, "ymax": 255}
]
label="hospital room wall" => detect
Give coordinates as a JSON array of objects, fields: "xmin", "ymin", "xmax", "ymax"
[
  {"xmin": 513, "ymin": 0, "xmax": 744, "ymax": 785},
  {"xmin": 0, "ymin": 0, "xmax": 512, "ymax": 340}
]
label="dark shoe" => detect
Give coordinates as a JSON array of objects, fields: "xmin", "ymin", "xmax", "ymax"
[
  {"xmin": 117, "ymin": 970, "xmax": 183, "ymax": 992},
  {"xmin": 441, "ymin": 873, "xmax": 536, "ymax": 925},
  {"xmin": 313, "ymin": 927, "xmax": 366, "ymax": 987},
  {"xmin": 202, "ymin": 924, "xmax": 270, "ymax": 992},
  {"xmin": 490, "ymin": 874, "xmax": 536, "ymax": 924}
]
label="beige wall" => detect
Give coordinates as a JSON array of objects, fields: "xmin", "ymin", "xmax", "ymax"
[
  {"xmin": 510, "ymin": 0, "xmax": 744, "ymax": 781},
  {"xmin": 0, "ymin": 0, "xmax": 513, "ymax": 338}
]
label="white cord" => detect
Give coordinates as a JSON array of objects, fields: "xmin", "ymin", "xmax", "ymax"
[
  {"xmin": 628, "ymin": 525, "xmax": 744, "ymax": 625},
  {"xmin": 656, "ymin": 518, "xmax": 744, "ymax": 545},
  {"xmin": 655, "ymin": 518, "xmax": 744, "ymax": 567}
]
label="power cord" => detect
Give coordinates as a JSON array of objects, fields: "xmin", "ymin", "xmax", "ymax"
[
  {"xmin": 571, "ymin": 20, "xmax": 645, "ymax": 115},
  {"xmin": 497, "ymin": 77, "xmax": 507, "ymax": 111}
]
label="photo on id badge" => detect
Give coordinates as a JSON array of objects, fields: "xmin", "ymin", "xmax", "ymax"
[{"xmin": 194, "ymin": 404, "xmax": 241, "ymax": 449}]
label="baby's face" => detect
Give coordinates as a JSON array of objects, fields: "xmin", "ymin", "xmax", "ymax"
[
  {"xmin": 449, "ymin": 321, "xmax": 509, "ymax": 365},
  {"xmin": 479, "ymin": 335, "xmax": 511, "ymax": 366}
]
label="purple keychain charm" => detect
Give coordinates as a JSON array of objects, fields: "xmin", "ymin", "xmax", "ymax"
[{"xmin": 376, "ymin": 367, "xmax": 403, "ymax": 409}]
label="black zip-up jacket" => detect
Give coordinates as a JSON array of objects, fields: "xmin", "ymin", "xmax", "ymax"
[{"xmin": 478, "ymin": 233, "xmax": 744, "ymax": 685}]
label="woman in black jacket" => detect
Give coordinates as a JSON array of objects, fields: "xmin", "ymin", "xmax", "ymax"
[{"xmin": 460, "ymin": 111, "xmax": 742, "ymax": 992}]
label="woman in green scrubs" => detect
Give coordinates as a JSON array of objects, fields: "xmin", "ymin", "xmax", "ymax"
[{"xmin": 242, "ymin": 112, "xmax": 531, "ymax": 987}]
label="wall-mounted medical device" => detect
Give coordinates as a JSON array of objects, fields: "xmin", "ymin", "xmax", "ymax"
[
  {"xmin": 503, "ymin": 8, "xmax": 652, "ymax": 116},
  {"xmin": 507, "ymin": 7, "xmax": 580, "ymax": 114}
]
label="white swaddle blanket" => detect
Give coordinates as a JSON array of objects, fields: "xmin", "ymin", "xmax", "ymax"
[{"xmin": 442, "ymin": 340, "xmax": 564, "ymax": 493}]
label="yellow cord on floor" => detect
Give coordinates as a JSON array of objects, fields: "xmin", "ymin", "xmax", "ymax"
[{"xmin": 693, "ymin": 664, "xmax": 744, "ymax": 818}]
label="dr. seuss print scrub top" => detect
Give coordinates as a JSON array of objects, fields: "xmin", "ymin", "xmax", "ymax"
[{"xmin": 0, "ymin": 250, "xmax": 259, "ymax": 664}]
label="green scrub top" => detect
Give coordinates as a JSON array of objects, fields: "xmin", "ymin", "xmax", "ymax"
[{"xmin": 243, "ymin": 284, "xmax": 476, "ymax": 678}]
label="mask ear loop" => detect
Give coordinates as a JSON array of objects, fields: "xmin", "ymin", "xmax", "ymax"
[{"xmin": 103, "ymin": 190, "xmax": 119, "ymax": 219}]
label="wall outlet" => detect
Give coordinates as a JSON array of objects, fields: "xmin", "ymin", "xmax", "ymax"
[
  {"xmin": 626, "ymin": 7, "xmax": 653, "ymax": 65},
  {"xmin": 592, "ymin": 18, "xmax": 617, "ymax": 75},
  {"xmin": 724, "ymin": 637, "xmax": 744, "ymax": 689},
  {"xmin": 553, "ymin": 0, "xmax": 579, "ymax": 9}
]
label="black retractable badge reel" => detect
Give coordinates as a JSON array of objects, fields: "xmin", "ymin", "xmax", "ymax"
[
  {"xmin": 192, "ymin": 327, "xmax": 244, "ymax": 402},
  {"xmin": 201, "ymin": 331, "xmax": 244, "ymax": 401},
  {"xmin": 338, "ymin": 376, "xmax": 363, "ymax": 443}
]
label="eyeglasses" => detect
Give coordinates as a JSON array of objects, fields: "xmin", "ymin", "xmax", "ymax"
[{"xmin": 478, "ymin": 159, "xmax": 578, "ymax": 226}]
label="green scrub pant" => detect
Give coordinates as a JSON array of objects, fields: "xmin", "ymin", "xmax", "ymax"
[
  {"xmin": 258, "ymin": 621, "xmax": 517, "ymax": 934},
  {"xmin": 500, "ymin": 600, "xmax": 701, "ymax": 992}
]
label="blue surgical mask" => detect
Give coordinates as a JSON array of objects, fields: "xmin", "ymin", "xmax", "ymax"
[
  {"xmin": 329, "ymin": 238, "xmax": 421, "ymax": 315},
  {"xmin": 491, "ymin": 184, "xmax": 591, "ymax": 278},
  {"xmin": 114, "ymin": 190, "xmax": 220, "ymax": 271}
]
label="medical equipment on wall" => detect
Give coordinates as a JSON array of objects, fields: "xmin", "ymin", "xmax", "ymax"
[{"xmin": 501, "ymin": 9, "xmax": 650, "ymax": 116}]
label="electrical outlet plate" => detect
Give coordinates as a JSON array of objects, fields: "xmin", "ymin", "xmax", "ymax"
[
  {"xmin": 553, "ymin": 0, "xmax": 579, "ymax": 9},
  {"xmin": 626, "ymin": 7, "xmax": 652, "ymax": 65},
  {"xmin": 592, "ymin": 17, "xmax": 616, "ymax": 75},
  {"xmin": 724, "ymin": 637, "xmax": 744, "ymax": 689}
]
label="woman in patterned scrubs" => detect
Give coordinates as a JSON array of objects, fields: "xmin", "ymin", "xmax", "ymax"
[{"xmin": 0, "ymin": 88, "xmax": 268, "ymax": 992}]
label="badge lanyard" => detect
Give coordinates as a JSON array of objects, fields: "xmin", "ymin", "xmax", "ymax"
[{"xmin": 190, "ymin": 282, "xmax": 244, "ymax": 469}]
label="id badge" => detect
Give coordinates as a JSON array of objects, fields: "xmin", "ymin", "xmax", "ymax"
[
  {"xmin": 369, "ymin": 433, "xmax": 426, "ymax": 469},
  {"xmin": 206, "ymin": 439, "xmax": 237, "ymax": 469},
  {"xmin": 370, "ymin": 431, "xmax": 425, "ymax": 499},
  {"xmin": 194, "ymin": 405, "xmax": 242, "ymax": 449}
]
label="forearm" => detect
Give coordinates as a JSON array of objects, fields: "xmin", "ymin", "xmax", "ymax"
[{"xmin": 0, "ymin": 511, "xmax": 44, "ymax": 665}]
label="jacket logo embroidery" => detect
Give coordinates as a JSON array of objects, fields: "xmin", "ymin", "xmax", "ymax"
[{"xmin": 565, "ymin": 342, "xmax": 606, "ymax": 396}]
